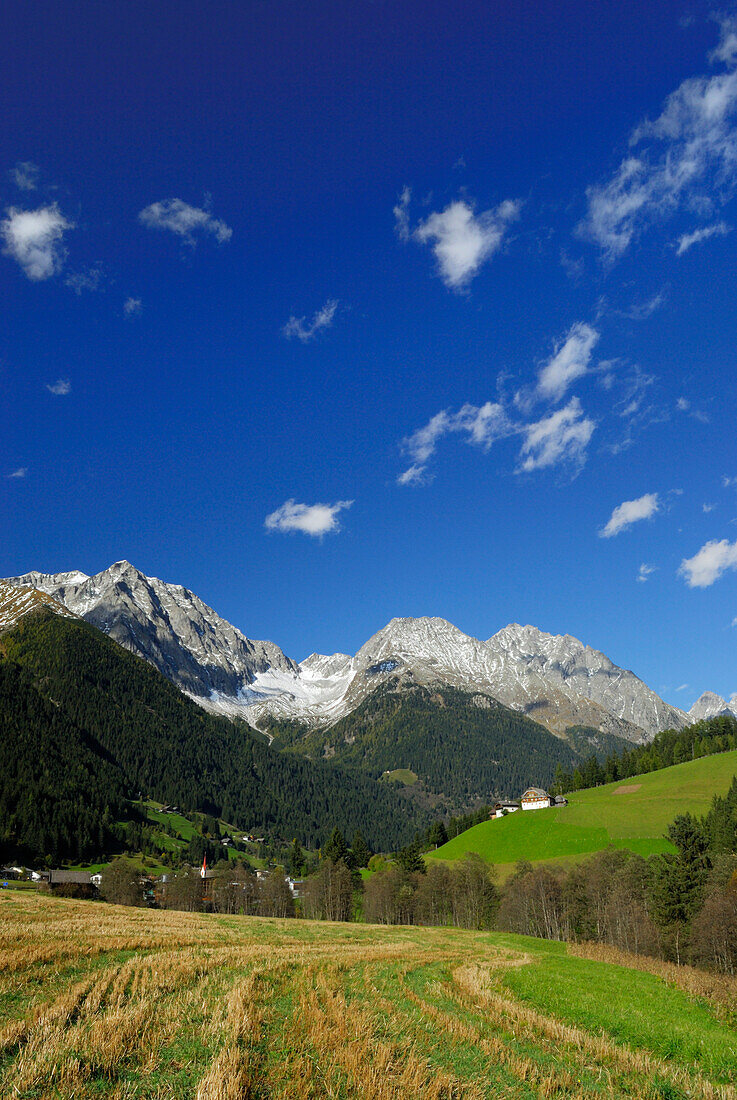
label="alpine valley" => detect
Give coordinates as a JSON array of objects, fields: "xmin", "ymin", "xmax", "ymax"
[{"xmin": 0, "ymin": 558, "xmax": 721, "ymax": 849}]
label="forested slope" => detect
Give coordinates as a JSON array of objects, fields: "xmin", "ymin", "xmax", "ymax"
[
  {"xmin": 0, "ymin": 610, "xmax": 425, "ymax": 862},
  {"xmin": 271, "ymin": 679, "xmax": 584, "ymax": 809}
]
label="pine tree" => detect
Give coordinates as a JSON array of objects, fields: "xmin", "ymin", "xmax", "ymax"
[{"xmin": 351, "ymin": 830, "xmax": 372, "ymax": 868}]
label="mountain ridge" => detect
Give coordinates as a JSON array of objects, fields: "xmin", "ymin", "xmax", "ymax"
[{"xmin": 6, "ymin": 561, "xmax": 694, "ymax": 743}]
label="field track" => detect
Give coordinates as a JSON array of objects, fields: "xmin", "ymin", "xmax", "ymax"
[{"xmin": 1, "ymin": 893, "xmax": 735, "ymax": 1099}]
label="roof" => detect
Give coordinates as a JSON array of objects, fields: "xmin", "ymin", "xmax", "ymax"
[
  {"xmin": 521, "ymin": 788, "xmax": 548, "ymax": 799},
  {"xmin": 49, "ymin": 870, "xmax": 92, "ymax": 885}
]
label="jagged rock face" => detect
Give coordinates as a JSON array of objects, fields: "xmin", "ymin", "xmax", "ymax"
[
  {"xmin": 6, "ymin": 561, "xmax": 297, "ymax": 703},
  {"xmin": 483, "ymin": 623, "xmax": 688, "ymax": 741},
  {"xmin": 689, "ymin": 691, "xmax": 737, "ymax": 722},
  {"xmin": 248, "ymin": 616, "xmax": 687, "ymax": 742},
  {"xmin": 6, "ymin": 564, "xmax": 691, "ymax": 743}
]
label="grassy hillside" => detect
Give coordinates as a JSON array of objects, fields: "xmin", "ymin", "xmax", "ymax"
[
  {"xmin": 1, "ymin": 892, "xmax": 736, "ymax": 1097},
  {"xmin": 428, "ymin": 750, "xmax": 737, "ymax": 872}
]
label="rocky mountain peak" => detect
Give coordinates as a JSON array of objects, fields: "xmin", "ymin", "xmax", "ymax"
[
  {"xmin": 5, "ymin": 561, "xmax": 297, "ymax": 709},
  {"xmin": 689, "ymin": 691, "xmax": 737, "ymax": 722}
]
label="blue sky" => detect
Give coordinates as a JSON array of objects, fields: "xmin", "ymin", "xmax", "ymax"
[{"xmin": 1, "ymin": 1, "xmax": 736, "ymax": 707}]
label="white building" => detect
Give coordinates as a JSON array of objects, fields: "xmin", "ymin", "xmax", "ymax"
[{"xmin": 520, "ymin": 787, "xmax": 552, "ymax": 811}]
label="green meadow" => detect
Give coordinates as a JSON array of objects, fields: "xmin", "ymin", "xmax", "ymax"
[{"xmin": 429, "ymin": 749, "xmax": 737, "ymax": 875}]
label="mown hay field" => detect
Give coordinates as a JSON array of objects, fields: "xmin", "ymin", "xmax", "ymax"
[
  {"xmin": 429, "ymin": 751, "xmax": 737, "ymax": 875},
  {"xmin": 1, "ymin": 891, "xmax": 736, "ymax": 1099}
]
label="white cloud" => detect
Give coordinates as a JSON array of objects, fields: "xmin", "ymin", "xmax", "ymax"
[
  {"xmin": 10, "ymin": 161, "xmax": 39, "ymax": 190},
  {"xmin": 396, "ymin": 464, "xmax": 428, "ymax": 487},
  {"xmin": 722, "ymin": 475, "xmax": 737, "ymax": 488},
  {"xmin": 408, "ymin": 196, "xmax": 521, "ymax": 289},
  {"xmin": 65, "ymin": 265, "xmax": 103, "ymax": 295},
  {"xmin": 675, "ymin": 683, "xmax": 690, "ymax": 692},
  {"xmin": 703, "ymin": 502, "xmax": 717, "ymax": 513},
  {"xmin": 6, "ymin": 467, "xmax": 27, "ymax": 479},
  {"xmin": 393, "ymin": 186, "xmax": 411, "ymax": 241},
  {"xmin": 677, "ymin": 397, "xmax": 690, "ymax": 411},
  {"xmin": 600, "ymin": 492, "xmax": 660, "ymax": 538},
  {"xmin": 637, "ymin": 562, "xmax": 657, "ymax": 582},
  {"xmin": 710, "ymin": 14, "xmax": 737, "ymax": 66},
  {"xmin": 517, "ymin": 398, "xmax": 595, "ymax": 473},
  {"xmin": 579, "ymin": 20, "xmax": 737, "ymax": 258},
  {"xmin": 264, "ymin": 498, "xmax": 353, "ymax": 537},
  {"xmin": 675, "ymin": 221, "xmax": 730, "ymax": 254},
  {"xmin": 46, "ymin": 379, "xmax": 70, "ymax": 396},
  {"xmin": 282, "ymin": 299, "xmax": 338, "ymax": 342},
  {"xmin": 398, "ymin": 402, "xmax": 511, "ymax": 485},
  {"xmin": 679, "ymin": 537, "xmax": 737, "ymax": 587},
  {"xmin": 124, "ymin": 297, "xmax": 142, "ymax": 316},
  {"xmin": 138, "ymin": 198, "xmax": 232, "ymax": 245},
  {"xmin": 1, "ymin": 204, "xmax": 74, "ymax": 280},
  {"xmin": 534, "ymin": 322, "xmax": 599, "ymax": 404}
]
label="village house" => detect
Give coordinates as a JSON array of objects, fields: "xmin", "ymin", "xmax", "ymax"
[
  {"xmin": 520, "ymin": 787, "xmax": 552, "ymax": 811},
  {"xmin": 491, "ymin": 801, "xmax": 520, "ymax": 818}
]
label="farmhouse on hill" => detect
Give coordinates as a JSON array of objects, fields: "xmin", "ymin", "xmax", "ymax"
[
  {"xmin": 520, "ymin": 787, "xmax": 552, "ymax": 811},
  {"xmin": 492, "ymin": 800, "xmax": 520, "ymax": 818}
]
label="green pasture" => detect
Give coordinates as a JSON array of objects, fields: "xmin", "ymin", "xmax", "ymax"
[{"xmin": 429, "ymin": 749, "xmax": 737, "ymax": 874}]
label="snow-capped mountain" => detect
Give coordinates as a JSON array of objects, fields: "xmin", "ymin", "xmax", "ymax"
[
  {"xmin": 245, "ymin": 616, "xmax": 686, "ymax": 742},
  {"xmin": 689, "ymin": 691, "xmax": 737, "ymax": 722},
  {"xmin": 6, "ymin": 562, "xmax": 691, "ymax": 742},
  {"xmin": 5, "ymin": 561, "xmax": 297, "ymax": 712}
]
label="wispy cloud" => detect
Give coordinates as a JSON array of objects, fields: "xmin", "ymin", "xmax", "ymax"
[
  {"xmin": 397, "ymin": 402, "xmax": 511, "ymax": 485},
  {"xmin": 1, "ymin": 204, "xmax": 74, "ymax": 280},
  {"xmin": 531, "ymin": 321, "xmax": 599, "ymax": 405},
  {"xmin": 264, "ymin": 498, "xmax": 353, "ymax": 537},
  {"xmin": 138, "ymin": 198, "xmax": 232, "ymax": 245},
  {"xmin": 637, "ymin": 562, "xmax": 657, "ymax": 583},
  {"xmin": 282, "ymin": 299, "xmax": 339, "ymax": 342},
  {"xmin": 676, "ymin": 396, "xmax": 709, "ymax": 423},
  {"xmin": 6, "ymin": 467, "xmax": 28, "ymax": 479},
  {"xmin": 124, "ymin": 297, "xmax": 142, "ymax": 316},
  {"xmin": 10, "ymin": 161, "xmax": 39, "ymax": 191},
  {"xmin": 675, "ymin": 221, "xmax": 730, "ymax": 254},
  {"xmin": 675, "ymin": 683, "xmax": 690, "ymax": 692},
  {"xmin": 393, "ymin": 186, "xmax": 412, "ymax": 241},
  {"xmin": 680, "ymin": 536, "xmax": 737, "ymax": 587},
  {"xmin": 579, "ymin": 18, "xmax": 737, "ymax": 258},
  {"xmin": 65, "ymin": 265, "xmax": 103, "ymax": 295},
  {"xmin": 703, "ymin": 502, "xmax": 717, "ymax": 513},
  {"xmin": 397, "ymin": 189, "xmax": 521, "ymax": 289},
  {"xmin": 619, "ymin": 291, "xmax": 666, "ymax": 320},
  {"xmin": 517, "ymin": 398, "xmax": 595, "ymax": 473},
  {"xmin": 600, "ymin": 492, "xmax": 660, "ymax": 538},
  {"xmin": 46, "ymin": 379, "xmax": 70, "ymax": 396}
]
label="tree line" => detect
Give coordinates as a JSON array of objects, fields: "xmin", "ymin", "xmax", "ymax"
[
  {"xmin": 105, "ymin": 777, "xmax": 737, "ymax": 977},
  {"xmin": 551, "ymin": 715, "xmax": 737, "ymax": 795}
]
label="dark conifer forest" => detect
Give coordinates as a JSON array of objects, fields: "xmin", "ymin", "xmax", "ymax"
[{"xmin": 0, "ymin": 610, "xmax": 426, "ymax": 862}]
